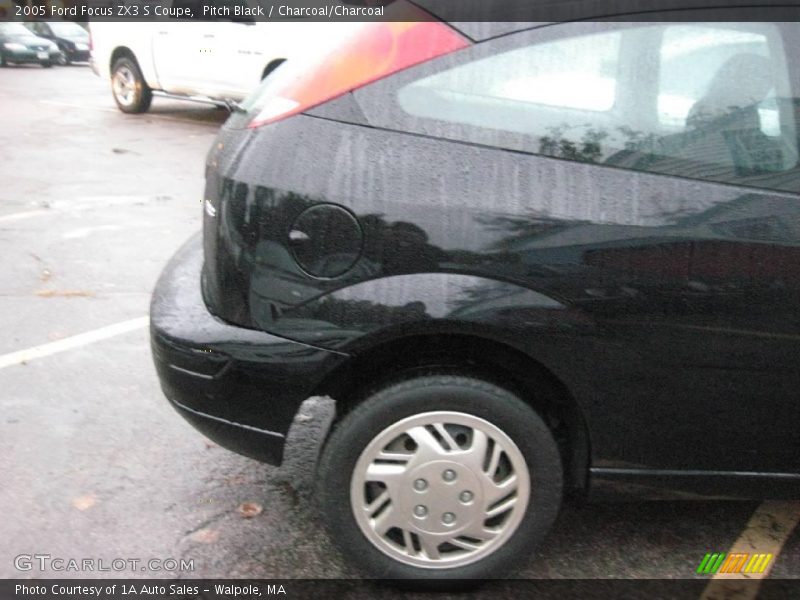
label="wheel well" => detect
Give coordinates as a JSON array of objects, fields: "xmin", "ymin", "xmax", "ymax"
[
  {"xmin": 261, "ymin": 58, "xmax": 286, "ymax": 80},
  {"xmin": 312, "ymin": 334, "xmax": 590, "ymax": 496},
  {"xmin": 109, "ymin": 47, "xmax": 136, "ymax": 74}
]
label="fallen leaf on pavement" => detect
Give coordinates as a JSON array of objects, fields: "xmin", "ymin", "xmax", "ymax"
[
  {"xmin": 72, "ymin": 495, "xmax": 97, "ymax": 511},
  {"xmin": 189, "ymin": 528, "xmax": 220, "ymax": 544},
  {"xmin": 36, "ymin": 290, "xmax": 95, "ymax": 298},
  {"xmin": 237, "ymin": 502, "xmax": 263, "ymax": 518}
]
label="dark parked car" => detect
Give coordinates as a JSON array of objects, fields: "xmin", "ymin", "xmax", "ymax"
[
  {"xmin": 25, "ymin": 21, "xmax": 89, "ymax": 65},
  {"xmin": 0, "ymin": 23, "xmax": 59, "ymax": 68},
  {"xmin": 151, "ymin": 2, "xmax": 800, "ymax": 584}
]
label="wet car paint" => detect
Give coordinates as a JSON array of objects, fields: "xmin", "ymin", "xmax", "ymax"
[
  {"xmin": 150, "ymin": 14, "xmax": 800, "ymax": 501},
  {"xmin": 198, "ymin": 112, "xmax": 800, "ymax": 491}
]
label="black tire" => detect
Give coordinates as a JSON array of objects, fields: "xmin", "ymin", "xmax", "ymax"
[
  {"xmin": 317, "ymin": 374, "xmax": 563, "ymax": 587},
  {"xmin": 110, "ymin": 56, "xmax": 152, "ymax": 114},
  {"xmin": 41, "ymin": 61, "xmax": 52, "ymax": 68},
  {"xmin": 56, "ymin": 52, "xmax": 69, "ymax": 66}
]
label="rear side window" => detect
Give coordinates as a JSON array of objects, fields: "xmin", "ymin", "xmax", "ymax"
[
  {"xmin": 363, "ymin": 22, "xmax": 800, "ymax": 193},
  {"xmin": 408, "ymin": 31, "xmax": 623, "ymax": 114}
]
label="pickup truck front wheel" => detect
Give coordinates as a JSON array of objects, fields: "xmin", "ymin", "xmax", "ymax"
[{"xmin": 111, "ymin": 57, "xmax": 152, "ymax": 114}]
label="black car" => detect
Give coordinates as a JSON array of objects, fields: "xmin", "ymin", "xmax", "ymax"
[
  {"xmin": 151, "ymin": 2, "xmax": 800, "ymax": 583},
  {"xmin": 25, "ymin": 21, "xmax": 89, "ymax": 65},
  {"xmin": 0, "ymin": 23, "xmax": 59, "ymax": 68}
]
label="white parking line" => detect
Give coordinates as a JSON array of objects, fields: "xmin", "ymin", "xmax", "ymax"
[
  {"xmin": 39, "ymin": 100, "xmax": 118, "ymax": 113},
  {"xmin": 39, "ymin": 99, "xmax": 224, "ymax": 127},
  {"xmin": 0, "ymin": 195, "xmax": 175, "ymax": 224},
  {"xmin": 700, "ymin": 500, "xmax": 800, "ymax": 600},
  {"xmin": 0, "ymin": 316, "xmax": 149, "ymax": 370},
  {"xmin": 0, "ymin": 210, "xmax": 52, "ymax": 223}
]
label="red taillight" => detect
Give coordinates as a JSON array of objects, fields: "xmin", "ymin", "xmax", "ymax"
[{"xmin": 248, "ymin": 16, "xmax": 470, "ymax": 128}]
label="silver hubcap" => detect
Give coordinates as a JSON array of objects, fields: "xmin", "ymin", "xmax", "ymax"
[
  {"xmin": 112, "ymin": 66, "xmax": 136, "ymax": 106},
  {"xmin": 350, "ymin": 411, "xmax": 530, "ymax": 569}
]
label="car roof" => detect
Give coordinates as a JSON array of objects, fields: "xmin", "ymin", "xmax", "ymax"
[{"xmin": 412, "ymin": 0, "xmax": 796, "ymax": 41}]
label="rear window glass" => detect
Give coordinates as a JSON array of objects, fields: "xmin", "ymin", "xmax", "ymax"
[{"xmin": 364, "ymin": 22, "xmax": 800, "ymax": 194}]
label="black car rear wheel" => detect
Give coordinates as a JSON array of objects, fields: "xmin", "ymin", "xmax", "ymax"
[
  {"xmin": 40, "ymin": 61, "xmax": 52, "ymax": 68},
  {"xmin": 317, "ymin": 374, "xmax": 563, "ymax": 586},
  {"xmin": 111, "ymin": 56, "xmax": 152, "ymax": 114}
]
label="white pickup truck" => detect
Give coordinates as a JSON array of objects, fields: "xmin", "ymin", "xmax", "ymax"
[{"xmin": 90, "ymin": 19, "xmax": 342, "ymax": 113}]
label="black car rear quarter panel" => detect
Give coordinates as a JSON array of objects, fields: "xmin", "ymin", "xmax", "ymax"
[{"xmin": 202, "ymin": 106, "xmax": 800, "ymax": 479}]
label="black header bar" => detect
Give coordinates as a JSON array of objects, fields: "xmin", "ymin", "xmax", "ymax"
[{"xmin": 2, "ymin": 0, "xmax": 799, "ymax": 23}]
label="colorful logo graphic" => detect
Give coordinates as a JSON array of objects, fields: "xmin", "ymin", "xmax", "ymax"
[{"xmin": 697, "ymin": 552, "xmax": 773, "ymax": 575}]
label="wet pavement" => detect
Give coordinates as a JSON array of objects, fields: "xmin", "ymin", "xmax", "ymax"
[{"xmin": 0, "ymin": 64, "xmax": 797, "ymax": 596}]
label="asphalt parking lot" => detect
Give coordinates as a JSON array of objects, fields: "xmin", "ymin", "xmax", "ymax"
[{"xmin": 1, "ymin": 64, "xmax": 798, "ymax": 597}]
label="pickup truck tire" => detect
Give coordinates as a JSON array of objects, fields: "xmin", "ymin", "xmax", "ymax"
[
  {"xmin": 317, "ymin": 374, "xmax": 563, "ymax": 586},
  {"xmin": 111, "ymin": 57, "xmax": 152, "ymax": 114}
]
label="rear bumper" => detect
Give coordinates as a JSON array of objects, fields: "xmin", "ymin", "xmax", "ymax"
[
  {"xmin": 3, "ymin": 49, "xmax": 57, "ymax": 63},
  {"xmin": 65, "ymin": 49, "xmax": 90, "ymax": 62},
  {"xmin": 150, "ymin": 233, "xmax": 347, "ymax": 465}
]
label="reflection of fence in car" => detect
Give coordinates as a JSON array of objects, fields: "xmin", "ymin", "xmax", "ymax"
[
  {"xmin": 585, "ymin": 239, "xmax": 800, "ymax": 287},
  {"xmin": 606, "ymin": 53, "xmax": 797, "ymax": 188},
  {"xmin": 605, "ymin": 104, "xmax": 799, "ymax": 194}
]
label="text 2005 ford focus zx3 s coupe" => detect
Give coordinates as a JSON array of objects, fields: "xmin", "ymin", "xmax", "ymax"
[{"xmin": 151, "ymin": 3, "xmax": 800, "ymax": 582}]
